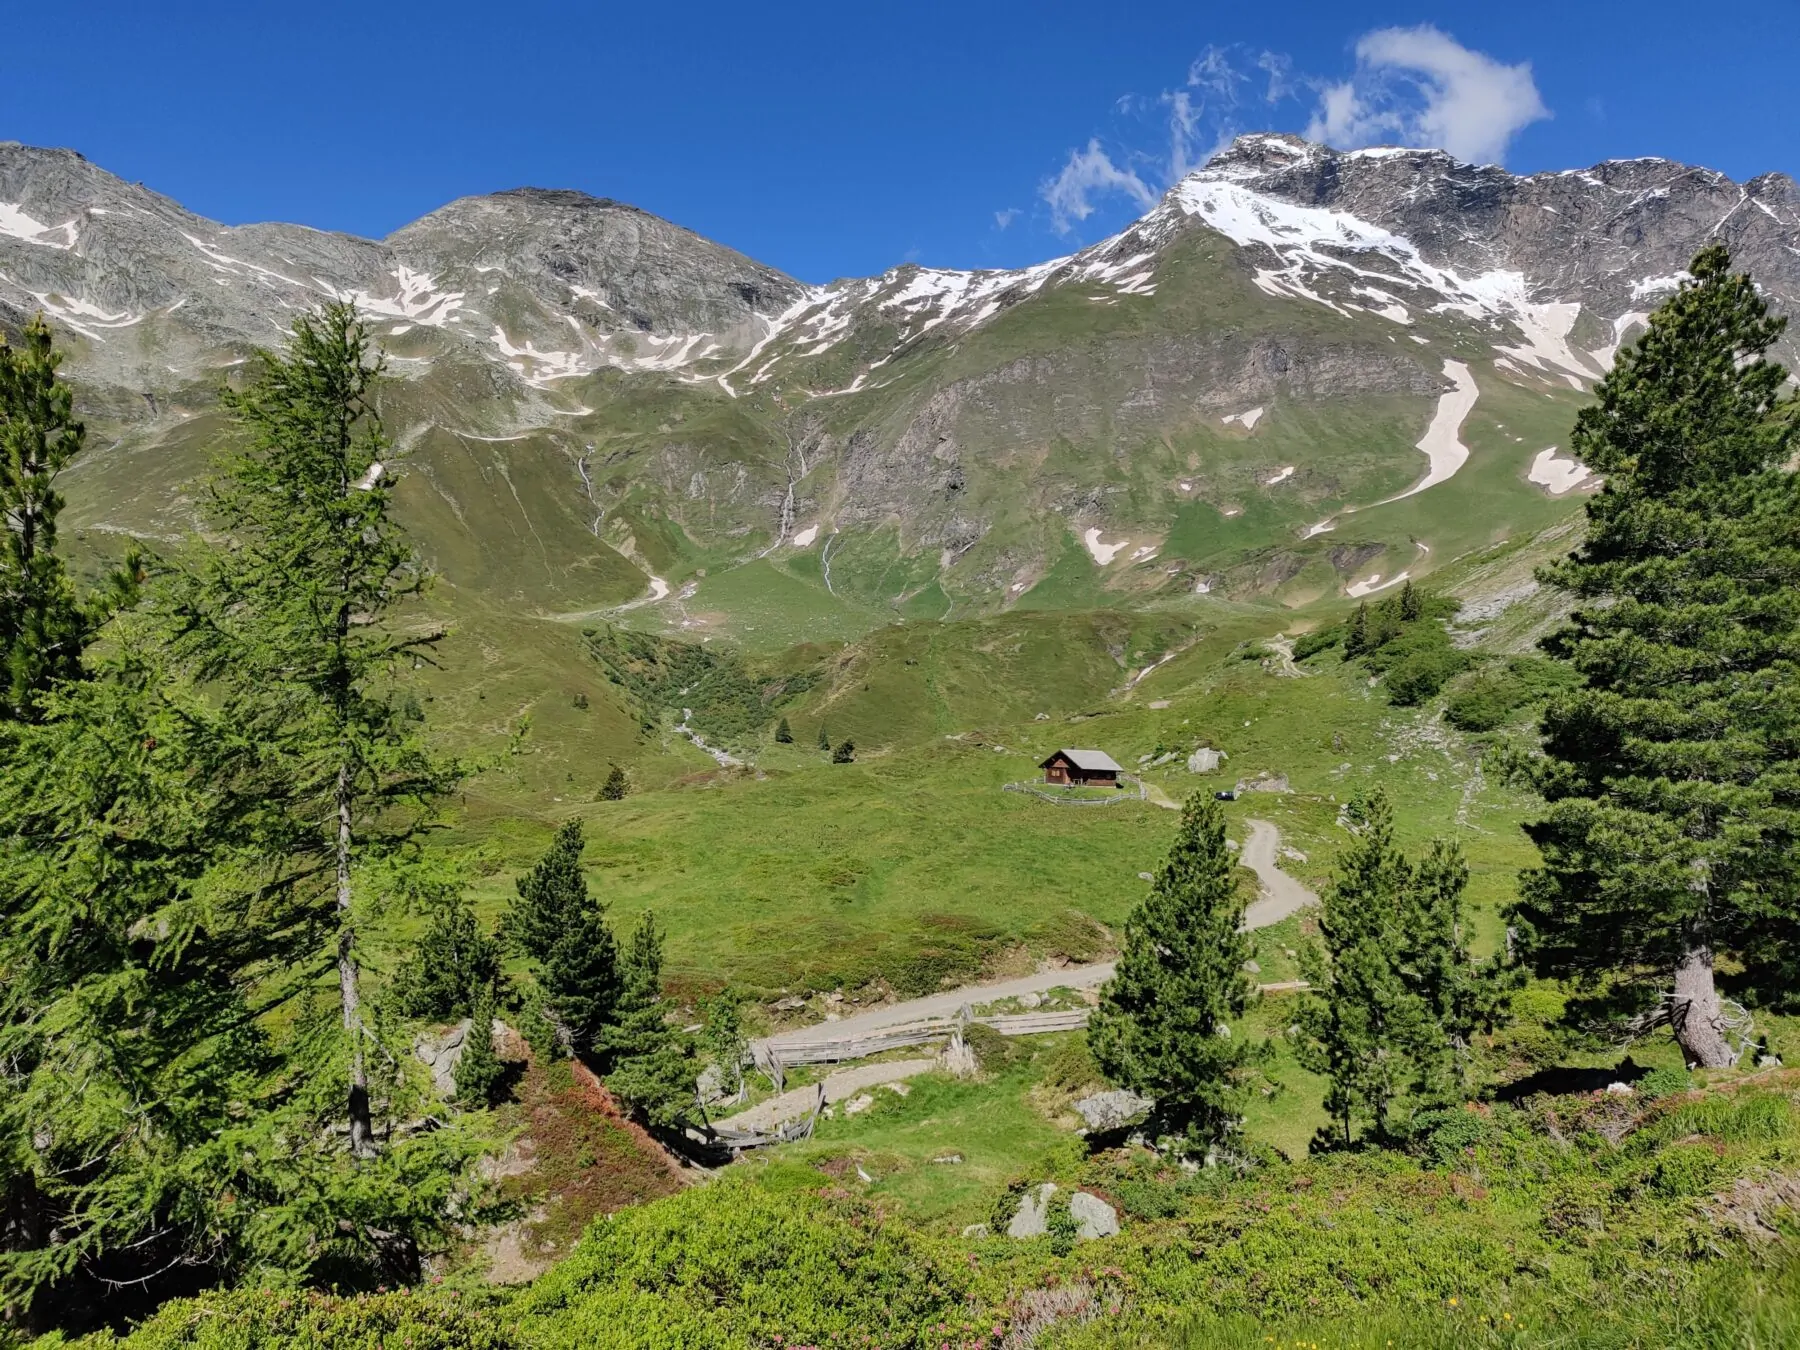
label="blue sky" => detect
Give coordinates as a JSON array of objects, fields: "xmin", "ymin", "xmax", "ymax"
[{"xmin": 4, "ymin": 2, "xmax": 1795, "ymax": 283}]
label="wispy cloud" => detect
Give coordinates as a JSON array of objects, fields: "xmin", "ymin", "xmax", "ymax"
[
  {"xmin": 993, "ymin": 207, "xmax": 1020, "ymax": 231},
  {"xmin": 1305, "ymin": 26, "xmax": 1549, "ymax": 165},
  {"xmin": 1040, "ymin": 138, "xmax": 1157, "ymax": 235},
  {"xmin": 1033, "ymin": 28, "xmax": 1549, "ymax": 241}
]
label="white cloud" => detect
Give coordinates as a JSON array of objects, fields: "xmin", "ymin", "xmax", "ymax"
[
  {"xmin": 1305, "ymin": 25, "xmax": 1549, "ymax": 165},
  {"xmin": 1039, "ymin": 138, "xmax": 1157, "ymax": 235},
  {"xmin": 993, "ymin": 207, "xmax": 1020, "ymax": 230}
]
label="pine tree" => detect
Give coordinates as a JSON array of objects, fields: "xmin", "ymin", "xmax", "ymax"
[
  {"xmin": 509, "ymin": 818, "xmax": 588, "ymax": 964},
  {"xmin": 601, "ymin": 912, "xmax": 694, "ymax": 1129},
  {"xmin": 1514, "ymin": 245, "xmax": 1800, "ymax": 1069},
  {"xmin": 1399, "ymin": 578, "xmax": 1422, "ymax": 622},
  {"xmin": 1295, "ymin": 792, "xmax": 1436, "ymax": 1145},
  {"xmin": 774, "ymin": 716, "xmax": 793, "ymax": 744},
  {"xmin": 168, "ymin": 302, "xmax": 458, "ymax": 1158},
  {"xmin": 0, "ymin": 315, "xmax": 90, "ymax": 722},
  {"xmin": 1089, "ymin": 793, "xmax": 1255, "ymax": 1148},
  {"xmin": 1344, "ymin": 602, "xmax": 1369, "ymax": 657},
  {"xmin": 832, "ymin": 738, "xmax": 856, "ymax": 764},
  {"xmin": 453, "ymin": 980, "xmax": 503, "ymax": 1107},
  {"xmin": 817, "ymin": 723, "xmax": 831, "ymax": 752},
  {"xmin": 393, "ymin": 895, "xmax": 500, "ymax": 1021},
  {"xmin": 508, "ymin": 819, "xmax": 619, "ymax": 1049},
  {"xmin": 600, "ymin": 763, "xmax": 628, "ymax": 800}
]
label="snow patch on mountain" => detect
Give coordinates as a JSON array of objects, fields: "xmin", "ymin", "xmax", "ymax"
[
  {"xmin": 1222, "ymin": 406, "xmax": 1265, "ymax": 430},
  {"xmin": 345, "ymin": 266, "xmax": 465, "ymax": 328},
  {"xmin": 1385, "ymin": 361, "xmax": 1479, "ymax": 501},
  {"xmin": 1527, "ymin": 447, "xmax": 1592, "ymax": 495},
  {"xmin": 0, "ymin": 203, "xmax": 76, "ymax": 249}
]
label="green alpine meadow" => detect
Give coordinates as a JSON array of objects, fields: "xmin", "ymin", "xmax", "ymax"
[{"xmin": 4, "ymin": 96, "xmax": 1800, "ymax": 1350}]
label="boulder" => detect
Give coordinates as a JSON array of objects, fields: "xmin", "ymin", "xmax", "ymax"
[
  {"xmin": 414, "ymin": 1020, "xmax": 471, "ymax": 1098},
  {"xmin": 843, "ymin": 1093, "xmax": 876, "ymax": 1116},
  {"xmin": 1238, "ymin": 772, "xmax": 1291, "ymax": 793},
  {"xmin": 962, "ymin": 1222, "xmax": 991, "ymax": 1238},
  {"xmin": 1187, "ymin": 747, "xmax": 1226, "ymax": 774},
  {"xmin": 1070, "ymin": 1191, "xmax": 1120, "ymax": 1240},
  {"xmin": 1007, "ymin": 1182, "xmax": 1058, "ymax": 1238},
  {"xmin": 1073, "ymin": 1089, "xmax": 1153, "ymax": 1132},
  {"xmin": 1019, "ymin": 991, "xmax": 1043, "ymax": 1009}
]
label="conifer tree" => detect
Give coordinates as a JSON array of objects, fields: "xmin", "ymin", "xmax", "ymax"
[
  {"xmin": 0, "ymin": 315, "xmax": 89, "ymax": 721},
  {"xmin": 508, "ymin": 818, "xmax": 620, "ymax": 1049},
  {"xmin": 1089, "ymin": 793, "xmax": 1255, "ymax": 1148},
  {"xmin": 1344, "ymin": 602, "xmax": 1369, "ymax": 657},
  {"xmin": 774, "ymin": 716, "xmax": 793, "ymax": 743},
  {"xmin": 817, "ymin": 723, "xmax": 830, "ymax": 752},
  {"xmin": 454, "ymin": 980, "xmax": 504, "ymax": 1107},
  {"xmin": 601, "ymin": 912, "xmax": 694, "ymax": 1129},
  {"xmin": 600, "ymin": 763, "xmax": 628, "ymax": 800},
  {"xmin": 1514, "ymin": 245, "xmax": 1800, "ymax": 1068},
  {"xmin": 168, "ymin": 302, "xmax": 457, "ymax": 1158},
  {"xmin": 393, "ymin": 895, "xmax": 500, "ymax": 1021},
  {"xmin": 832, "ymin": 738, "xmax": 856, "ymax": 764},
  {"xmin": 1399, "ymin": 578, "xmax": 1422, "ymax": 622},
  {"xmin": 1293, "ymin": 791, "xmax": 1511, "ymax": 1145}
]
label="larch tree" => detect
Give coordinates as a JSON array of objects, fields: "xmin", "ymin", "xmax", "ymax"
[
  {"xmin": 0, "ymin": 315, "xmax": 90, "ymax": 721},
  {"xmin": 1513, "ymin": 244, "xmax": 1800, "ymax": 1069},
  {"xmin": 168, "ymin": 302, "xmax": 458, "ymax": 1156},
  {"xmin": 1088, "ymin": 793, "xmax": 1255, "ymax": 1149}
]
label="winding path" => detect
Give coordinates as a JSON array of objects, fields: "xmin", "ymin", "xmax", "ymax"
[{"xmin": 754, "ymin": 818, "xmax": 1317, "ymax": 1058}]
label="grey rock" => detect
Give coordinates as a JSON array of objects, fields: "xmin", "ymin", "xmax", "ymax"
[
  {"xmin": 1073, "ymin": 1089, "xmax": 1154, "ymax": 1132},
  {"xmin": 1069, "ymin": 1191, "xmax": 1120, "ymax": 1240},
  {"xmin": 1018, "ymin": 991, "xmax": 1043, "ymax": 1009},
  {"xmin": 961, "ymin": 1222, "xmax": 990, "ymax": 1238},
  {"xmin": 1007, "ymin": 1182, "xmax": 1058, "ymax": 1239},
  {"xmin": 1187, "ymin": 747, "xmax": 1227, "ymax": 774},
  {"xmin": 1244, "ymin": 959, "xmax": 1261, "ymax": 975},
  {"xmin": 414, "ymin": 1020, "xmax": 472, "ymax": 1098}
]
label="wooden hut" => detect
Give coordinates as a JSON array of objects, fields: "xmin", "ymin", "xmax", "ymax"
[{"xmin": 1039, "ymin": 748, "xmax": 1124, "ymax": 788}]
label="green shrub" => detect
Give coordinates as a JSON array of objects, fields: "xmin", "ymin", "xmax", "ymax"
[
  {"xmin": 1638, "ymin": 1066, "xmax": 1694, "ymax": 1101},
  {"xmin": 1650, "ymin": 1142, "xmax": 1721, "ymax": 1196},
  {"xmin": 1384, "ymin": 644, "xmax": 1473, "ymax": 706},
  {"xmin": 1037, "ymin": 1035, "xmax": 1105, "ymax": 1094},
  {"xmin": 1443, "ymin": 656, "xmax": 1581, "ymax": 731},
  {"xmin": 1292, "ymin": 626, "xmax": 1343, "ymax": 661},
  {"xmin": 1408, "ymin": 1108, "xmax": 1495, "ymax": 1166},
  {"xmin": 97, "ymin": 1289, "xmax": 516, "ymax": 1349}
]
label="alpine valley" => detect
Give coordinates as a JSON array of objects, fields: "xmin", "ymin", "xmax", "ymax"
[{"xmin": 3, "ymin": 132, "xmax": 1798, "ymax": 791}]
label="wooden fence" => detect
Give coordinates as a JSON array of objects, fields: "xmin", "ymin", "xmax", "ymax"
[
  {"xmin": 750, "ymin": 1006, "xmax": 1092, "ymax": 1091},
  {"xmin": 1002, "ymin": 775, "xmax": 1147, "ymax": 806}
]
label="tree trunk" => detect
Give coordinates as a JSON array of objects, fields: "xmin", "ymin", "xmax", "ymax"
[
  {"xmin": 1671, "ymin": 941, "xmax": 1737, "ymax": 1069},
  {"xmin": 337, "ymin": 761, "xmax": 376, "ymax": 1157}
]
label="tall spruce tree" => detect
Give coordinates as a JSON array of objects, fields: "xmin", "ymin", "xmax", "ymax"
[
  {"xmin": 1089, "ymin": 793, "xmax": 1255, "ymax": 1148},
  {"xmin": 601, "ymin": 912, "xmax": 694, "ymax": 1129},
  {"xmin": 168, "ymin": 302, "xmax": 457, "ymax": 1156},
  {"xmin": 508, "ymin": 818, "xmax": 620, "ymax": 1048},
  {"xmin": 1344, "ymin": 602, "xmax": 1370, "ymax": 657},
  {"xmin": 1514, "ymin": 245, "xmax": 1800, "ymax": 1068},
  {"xmin": 0, "ymin": 315, "xmax": 89, "ymax": 721}
]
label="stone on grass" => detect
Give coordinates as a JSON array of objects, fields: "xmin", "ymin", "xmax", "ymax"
[
  {"xmin": 1019, "ymin": 991, "xmax": 1043, "ymax": 1009},
  {"xmin": 1007, "ymin": 1182, "xmax": 1058, "ymax": 1239},
  {"xmin": 1070, "ymin": 1191, "xmax": 1120, "ymax": 1240},
  {"xmin": 843, "ymin": 1093, "xmax": 876, "ymax": 1116},
  {"xmin": 1187, "ymin": 747, "xmax": 1226, "ymax": 774},
  {"xmin": 932, "ymin": 1153, "xmax": 964, "ymax": 1164},
  {"xmin": 962, "ymin": 1222, "xmax": 991, "ymax": 1238},
  {"xmin": 1073, "ymin": 1089, "xmax": 1153, "ymax": 1132}
]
